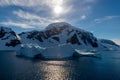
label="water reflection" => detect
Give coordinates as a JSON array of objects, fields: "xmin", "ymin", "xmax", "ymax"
[
  {"xmin": 38, "ymin": 61, "xmax": 68, "ymax": 80},
  {"xmin": 1, "ymin": 51, "xmax": 120, "ymax": 80}
]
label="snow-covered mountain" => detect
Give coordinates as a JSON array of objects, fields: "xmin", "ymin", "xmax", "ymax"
[
  {"xmin": 19, "ymin": 22, "xmax": 98, "ymax": 48},
  {"xmin": 100, "ymin": 39, "xmax": 119, "ymax": 47},
  {"xmin": 0, "ymin": 22, "xmax": 119, "ymax": 51},
  {"xmin": 99, "ymin": 39, "xmax": 120, "ymax": 50},
  {"xmin": 0, "ymin": 27, "xmax": 21, "ymax": 50}
]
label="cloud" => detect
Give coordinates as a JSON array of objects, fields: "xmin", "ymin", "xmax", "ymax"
[
  {"xmin": 112, "ymin": 39, "xmax": 120, "ymax": 45},
  {"xmin": 13, "ymin": 10, "xmax": 40, "ymax": 20},
  {"xmin": 0, "ymin": 0, "xmax": 96, "ymax": 15},
  {"xmin": 80, "ymin": 15, "xmax": 86, "ymax": 20},
  {"xmin": 85, "ymin": 0, "xmax": 96, "ymax": 3},
  {"xmin": 0, "ymin": 0, "xmax": 48, "ymax": 7},
  {"xmin": 0, "ymin": 0, "xmax": 95, "ymax": 7},
  {"xmin": 0, "ymin": 0, "xmax": 68, "ymax": 12},
  {"xmin": 94, "ymin": 16, "xmax": 120, "ymax": 23},
  {"xmin": 0, "ymin": 10, "xmax": 65, "ymax": 28},
  {"xmin": 13, "ymin": 9, "xmax": 65, "ymax": 26},
  {"xmin": 0, "ymin": 20, "xmax": 33, "ymax": 28},
  {"xmin": 0, "ymin": 0, "xmax": 97, "ymax": 29}
]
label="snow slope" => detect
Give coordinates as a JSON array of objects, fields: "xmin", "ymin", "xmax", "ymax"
[
  {"xmin": 99, "ymin": 39, "xmax": 120, "ymax": 51},
  {"xmin": 19, "ymin": 22, "xmax": 99, "ymax": 49},
  {"xmin": 19, "ymin": 22, "xmax": 119, "ymax": 50},
  {"xmin": 0, "ymin": 27, "xmax": 21, "ymax": 50}
]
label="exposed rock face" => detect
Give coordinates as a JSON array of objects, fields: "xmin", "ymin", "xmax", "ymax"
[{"xmin": 19, "ymin": 22, "xmax": 98, "ymax": 48}]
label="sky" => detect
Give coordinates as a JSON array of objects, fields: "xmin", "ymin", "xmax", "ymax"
[{"xmin": 0, "ymin": 0, "xmax": 120, "ymax": 44}]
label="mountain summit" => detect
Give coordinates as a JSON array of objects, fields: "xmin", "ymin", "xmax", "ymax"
[
  {"xmin": 19, "ymin": 22, "xmax": 98, "ymax": 48},
  {"xmin": 45, "ymin": 22, "xmax": 73, "ymax": 30}
]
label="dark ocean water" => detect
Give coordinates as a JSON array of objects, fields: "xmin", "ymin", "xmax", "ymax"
[{"xmin": 0, "ymin": 51, "xmax": 120, "ymax": 80}]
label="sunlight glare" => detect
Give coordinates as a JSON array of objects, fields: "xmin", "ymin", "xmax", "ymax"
[{"xmin": 54, "ymin": 5, "xmax": 63, "ymax": 14}]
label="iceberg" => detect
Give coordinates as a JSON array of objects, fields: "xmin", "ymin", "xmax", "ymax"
[
  {"xmin": 16, "ymin": 44, "xmax": 75, "ymax": 59},
  {"xmin": 42, "ymin": 44, "xmax": 75, "ymax": 59},
  {"xmin": 16, "ymin": 44, "xmax": 45, "ymax": 58},
  {"xmin": 16, "ymin": 44, "xmax": 101, "ymax": 59},
  {"xmin": 74, "ymin": 49, "xmax": 101, "ymax": 58}
]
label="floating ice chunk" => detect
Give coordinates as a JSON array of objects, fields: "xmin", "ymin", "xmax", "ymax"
[
  {"xmin": 16, "ymin": 44, "xmax": 76, "ymax": 59},
  {"xmin": 74, "ymin": 49, "xmax": 101, "ymax": 58},
  {"xmin": 42, "ymin": 44, "xmax": 75, "ymax": 59},
  {"xmin": 16, "ymin": 44, "xmax": 101, "ymax": 59},
  {"xmin": 16, "ymin": 44, "xmax": 45, "ymax": 58},
  {"xmin": 75, "ymin": 49, "xmax": 95, "ymax": 55}
]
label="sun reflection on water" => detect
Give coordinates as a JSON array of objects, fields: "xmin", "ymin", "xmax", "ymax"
[{"xmin": 40, "ymin": 61, "xmax": 69, "ymax": 80}]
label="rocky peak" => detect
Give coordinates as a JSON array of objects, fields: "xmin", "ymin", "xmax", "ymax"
[
  {"xmin": 0, "ymin": 26, "xmax": 21, "ymax": 47},
  {"xmin": 45, "ymin": 22, "xmax": 73, "ymax": 30},
  {"xmin": 19, "ymin": 22, "xmax": 98, "ymax": 47}
]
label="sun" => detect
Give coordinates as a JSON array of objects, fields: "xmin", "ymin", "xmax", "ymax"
[{"xmin": 54, "ymin": 5, "xmax": 63, "ymax": 14}]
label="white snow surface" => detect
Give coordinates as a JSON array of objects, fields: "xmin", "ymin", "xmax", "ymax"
[{"xmin": 75, "ymin": 49, "xmax": 95, "ymax": 55}]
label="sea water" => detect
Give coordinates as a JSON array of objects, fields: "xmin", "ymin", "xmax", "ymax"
[{"xmin": 0, "ymin": 51, "xmax": 120, "ymax": 80}]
